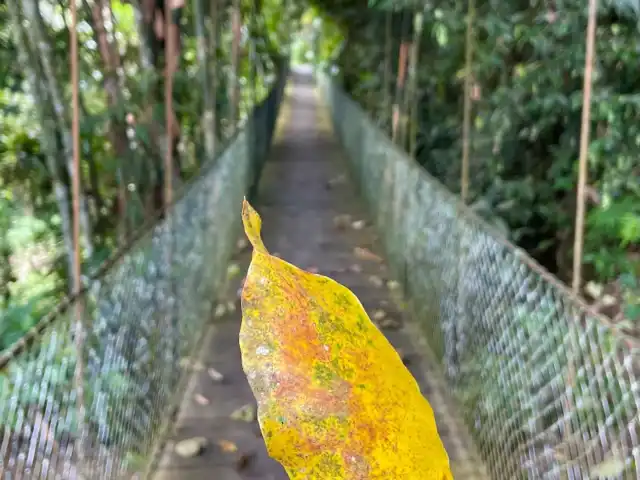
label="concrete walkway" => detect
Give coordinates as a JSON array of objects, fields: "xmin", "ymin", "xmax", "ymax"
[{"xmin": 152, "ymin": 71, "xmax": 488, "ymax": 480}]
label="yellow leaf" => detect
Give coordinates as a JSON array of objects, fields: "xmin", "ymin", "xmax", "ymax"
[{"xmin": 239, "ymin": 199, "xmax": 452, "ymax": 479}]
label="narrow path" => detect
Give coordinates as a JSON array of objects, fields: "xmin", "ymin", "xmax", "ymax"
[{"xmin": 153, "ymin": 71, "xmax": 488, "ymax": 479}]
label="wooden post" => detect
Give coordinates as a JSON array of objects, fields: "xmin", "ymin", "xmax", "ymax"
[
  {"xmin": 69, "ymin": 0, "xmax": 87, "ymax": 475},
  {"xmin": 460, "ymin": 0, "xmax": 475, "ymax": 203}
]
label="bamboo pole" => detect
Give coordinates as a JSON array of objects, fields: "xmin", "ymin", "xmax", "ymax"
[
  {"xmin": 460, "ymin": 0, "xmax": 475, "ymax": 203},
  {"xmin": 573, "ymin": 0, "xmax": 598, "ymax": 294},
  {"xmin": 69, "ymin": 0, "xmax": 87, "ymax": 475}
]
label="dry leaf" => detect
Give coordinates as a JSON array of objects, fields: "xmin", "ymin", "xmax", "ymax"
[
  {"xmin": 387, "ymin": 280, "xmax": 401, "ymax": 291},
  {"xmin": 372, "ymin": 309, "xmax": 387, "ymax": 321},
  {"xmin": 174, "ymin": 437, "xmax": 208, "ymax": 458},
  {"xmin": 351, "ymin": 220, "xmax": 366, "ymax": 230},
  {"xmin": 194, "ymin": 393, "xmax": 210, "ymax": 406},
  {"xmin": 208, "ymin": 367, "xmax": 224, "ymax": 382},
  {"xmin": 239, "ymin": 199, "xmax": 452, "ymax": 479},
  {"xmin": 227, "ymin": 263, "xmax": 241, "ymax": 278},
  {"xmin": 217, "ymin": 439, "xmax": 238, "ymax": 453},
  {"xmin": 353, "ymin": 246, "xmax": 382, "ymax": 263},
  {"xmin": 230, "ymin": 404, "xmax": 256, "ymax": 423},
  {"xmin": 214, "ymin": 303, "xmax": 227, "ymax": 318},
  {"xmin": 379, "ymin": 316, "xmax": 402, "ymax": 330},
  {"xmin": 348, "ymin": 264, "xmax": 363, "ymax": 274},
  {"xmin": 236, "ymin": 237, "xmax": 249, "ymax": 252},
  {"xmin": 368, "ymin": 275, "xmax": 384, "ymax": 288}
]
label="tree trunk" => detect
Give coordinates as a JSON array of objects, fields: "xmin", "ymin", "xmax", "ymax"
[
  {"xmin": 407, "ymin": 12, "xmax": 423, "ymax": 158},
  {"xmin": 88, "ymin": 0, "xmax": 132, "ymax": 244},
  {"xmin": 194, "ymin": 0, "xmax": 215, "ymax": 160},
  {"xmin": 229, "ymin": 0, "xmax": 241, "ymax": 132},
  {"xmin": 21, "ymin": 0, "xmax": 94, "ymax": 260},
  {"xmin": 208, "ymin": 0, "xmax": 219, "ymax": 149},
  {"xmin": 382, "ymin": 12, "xmax": 392, "ymax": 133},
  {"xmin": 8, "ymin": 0, "xmax": 76, "ymax": 287},
  {"xmin": 391, "ymin": 41, "xmax": 409, "ymax": 145}
]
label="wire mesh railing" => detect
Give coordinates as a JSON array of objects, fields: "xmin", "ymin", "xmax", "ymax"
[
  {"xmin": 319, "ymin": 72, "xmax": 640, "ymax": 480},
  {"xmin": 0, "ymin": 69, "xmax": 286, "ymax": 480}
]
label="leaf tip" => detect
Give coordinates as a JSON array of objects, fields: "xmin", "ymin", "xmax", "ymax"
[{"xmin": 242, "ymin": 197, "xmax": 268, "ymax": 253}]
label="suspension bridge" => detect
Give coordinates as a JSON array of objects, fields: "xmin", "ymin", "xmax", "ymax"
[{"xmin": 0, "ymin": 64, "xmax": 638, "ymax": 480}]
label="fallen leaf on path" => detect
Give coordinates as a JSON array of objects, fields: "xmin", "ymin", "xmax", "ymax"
[
  {"xmin": 368, "ymin": 275, "xmax": 384, "ymax": 288},
  {"xmin": 351, "ymin": 219, "xmax": 366, "ymax": 230},
  {"xmin": 214, "ymin": 303, "xmax": 227, "ymax": 319},
  {"xmin": 239, "ymin": 199, "xmax": 452, "ymax": 479},
  {"xmin": 230, "ymin": 404, "xmax": 256, "ymax": 423},
  {"xmin": 217, "ymin": 439, "xmax": 239, "ymax": 453},
  {"xmin": 236, "ymin": 237, "xmax": 249, "ymax": 252},
  {"xmin": 353, "ymin": 246, "xmax": 382, "ymax": 263},
  {"xmin": 387, "ymin": 280, "xmax": 401, "ymax": 291},
  {"xmin": 227, "ymin": 263, "xmax": 241, "ymax": 279},
  {"xmin": 175, "ymin": 437, "xmax": 208, "ymax": 458},
  {"xmin": 372, "ymin": 309, "xmax": 387, "ymax": 321},
  {"xmin": 194, "ymin": 393, "xmax": 210, "ymax": 406},
  {"xmin": 348, "ymin": 264, "xmax": 362, "ymax": 273},
  {"xmin": 208, "ymin": 367, "xmax": 224, "ymax": 382},
  {"xmin": 378, "ymin": 316, "xmax": 402, "ymax": 330}
]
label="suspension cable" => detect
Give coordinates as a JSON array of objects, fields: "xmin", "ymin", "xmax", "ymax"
[{"xmin": 69, "ymin": 0, "xmax": 87, "ymax": 476}]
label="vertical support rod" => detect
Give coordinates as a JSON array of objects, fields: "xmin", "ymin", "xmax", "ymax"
[
  {"xmin": 382, "ymin": 11, "xmax": 392, "ymax": 132},
  {"xmin": 564, "ymin": 0, "xmax": 598, "ymax": 451},
  {"xmin": 69, "ymin": 0, "xmax": 87, "ymax": 475},
  {"xmin": 230, "ymin": 0, "xmax": 241, "ymax": 132},
  {"xmin": 209, "ymin": 0, "xmax": 219, "ymax": 154},
  {"xmin": 165, "ymin": 0, "xmax": 174, "ymax": 208},
  {"xmin": 460, "ymin": 0, "xmax": 475, "ymax": 203},
  {"xmin": 572, "ymin": 0, "xmax": 598, "ymax": 294}
]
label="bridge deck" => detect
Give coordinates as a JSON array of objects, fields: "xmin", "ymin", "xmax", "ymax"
[{"xmin": 152, "ymin": 72, "xmax": 488, "ymax": 479}]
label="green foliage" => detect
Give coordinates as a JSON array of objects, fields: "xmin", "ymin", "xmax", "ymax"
[{"xmin": 319, "ymin": 0, "xmax": 639, "ymax": 324}]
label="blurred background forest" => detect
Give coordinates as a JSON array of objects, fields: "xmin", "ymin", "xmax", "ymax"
[
  {"xmin": 303, "ymin": 0, "xmax": 640, "ymax": 333},
  {"xmin": 1, "ymin": 0, "xmax": 639, "ymax": 356}
]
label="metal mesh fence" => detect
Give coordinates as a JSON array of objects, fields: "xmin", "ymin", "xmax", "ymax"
[
  {"xmin": 320, "ymin": 73, "xmax": 640, "ymax": 480},
  {"xmin": 0, "ymin": 70, "xmax": 286, "ymax": 480}
]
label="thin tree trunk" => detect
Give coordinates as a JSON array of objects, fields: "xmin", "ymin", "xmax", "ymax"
[
  {"xmin": 407, "ymin": 12, "xmax": 423, "ymax": 158},
  {"xmin": 391, "ymin": 40, "xmax": 409, "ymax": 145},
  {"xmin": 208, "ymin": 0, "xmax": 219, "ymax": 148},
  {"xmin": 229, "ymin": 0, "xmax": 241, "ymax": 132},
  {"xmin": 382, "ymin": 12, "xmax": 392, "ymax": 133},
  {"xmin": 87, "ymin": 0, "xmax": 131, "ymax": 244},
  {"xmin": 22, "ymin": 0, "xmax": 94, "ymax": 260},
  {"xmin": 194, "ymin": 0, "xmax": 215, "ymax": 159},
  {"xmin": 8, "ymin": 0, "xmax": 76, "ymax": 287}
]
